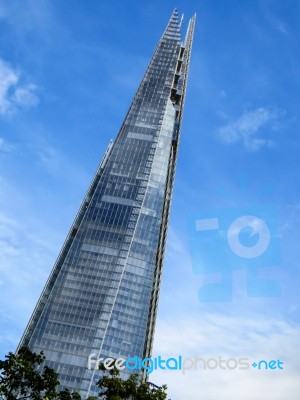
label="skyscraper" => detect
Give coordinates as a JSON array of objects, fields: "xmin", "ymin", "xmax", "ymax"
[{"xmin": 18, "ymin": 9, "xmax": 195, "ymax": 398}]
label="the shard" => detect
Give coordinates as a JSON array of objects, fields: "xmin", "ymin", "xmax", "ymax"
[{"xmin": 18, "ymin": 9, "xmax": 195, "ymax": 397}]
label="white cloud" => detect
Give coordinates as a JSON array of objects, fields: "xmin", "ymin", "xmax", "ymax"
[
  {"xmin": 0, "ymin": 174, "xmax": 67, "ymax": 357},
  {"xmin": 0, "ymin": 0, "xmax": 53, "ymax": 33},
  {"xmin": 0, "ymin": 206, "xmax": 60, "ymax": 356},
  {"xmin": 0, "ymin": 137, "xmax": 15, "ymax": 153},
  {"xmin": 0, "ymin": 59, "xmax": 18, "ymax": 113},
  {"xmin": 264, "ymin": 8, "xmax": 289, "ymax": 36},
  {"xmin": 219, "ymin": 108, "xmax": 283, "ymax": 151},
  {"xmin": 0, "ymin": 4, "xmax": 6, "ymax": 19},
  {"xmin": 153, "ymin": 222, "xmax": 300, "ymax": 399},
  {"xmin": 13, "ymin": 83, "xmax": 39, "ymax": 108},
  {"xmin": 0, "ymin": 58, "xmax": 38, "ymax": 115},
  {"xmin": 152, "ymin": 313, "xmax": 300, "ymax": 400},
  {"xmin": 32, "ymin": 139, "xmax": 91, "ymax": 186}
]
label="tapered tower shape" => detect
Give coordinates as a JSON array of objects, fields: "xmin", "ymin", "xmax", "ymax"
[{"xmin": 18, "ymin": 9, "xmax": 195, "ymax": 397}]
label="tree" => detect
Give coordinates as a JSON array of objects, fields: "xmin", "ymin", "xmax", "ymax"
[
  {"xmin": 0, "ymin": 347, "xmax": 80, "ymax": 400},
  {"xmin": 92, "ymin": 363, "xmax": 168, "ymax": 400},
  {"xmin": 1, "ymin": 348, "xmax": 170, "ymax": 400}
]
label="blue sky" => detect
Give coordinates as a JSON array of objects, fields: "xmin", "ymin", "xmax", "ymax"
[{"xmin": 0, "ymin": 0, "xmax": 300, "ymax": 399}]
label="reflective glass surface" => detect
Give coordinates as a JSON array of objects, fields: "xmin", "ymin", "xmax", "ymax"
[{"xmin": 18, "ymin": 9, "xmax": 195, "ymax": 398}]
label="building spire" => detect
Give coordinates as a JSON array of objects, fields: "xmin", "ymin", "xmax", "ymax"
[{"xmin": 160, "ymin": 8, "xmax": 181, "ymax": 42}]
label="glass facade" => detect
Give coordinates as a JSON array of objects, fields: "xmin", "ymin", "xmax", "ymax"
[{"xmin": 18, "ymin": 9, "xmax": 195, "ymax": 398}]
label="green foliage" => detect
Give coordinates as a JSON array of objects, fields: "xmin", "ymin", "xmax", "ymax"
[
  {"xmin": 94, "ymin": 363, "xmax": 168, "ymax": 400},
  {"xmin": 0, "ymin": 348, "xmax": 169, "ymax": 400},
  {"xmin": 56, "ymin": 389, "xmax": 82, "ymax": 400},
  {"xmin": 0, "ymin": 347, "xmax": 80, "ymax": 400}
]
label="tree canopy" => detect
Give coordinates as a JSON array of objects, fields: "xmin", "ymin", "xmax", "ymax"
[
  {"xmin": 91, "ymin": 362, "xmax": 168, "ymax": 400},
  {"xmin": 0, "ymin": 347, "xmax": 80, "ymax": 400},
  {"xmin": 0, "ymin": 348, "xmax": 169, "ymax": 400}
]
